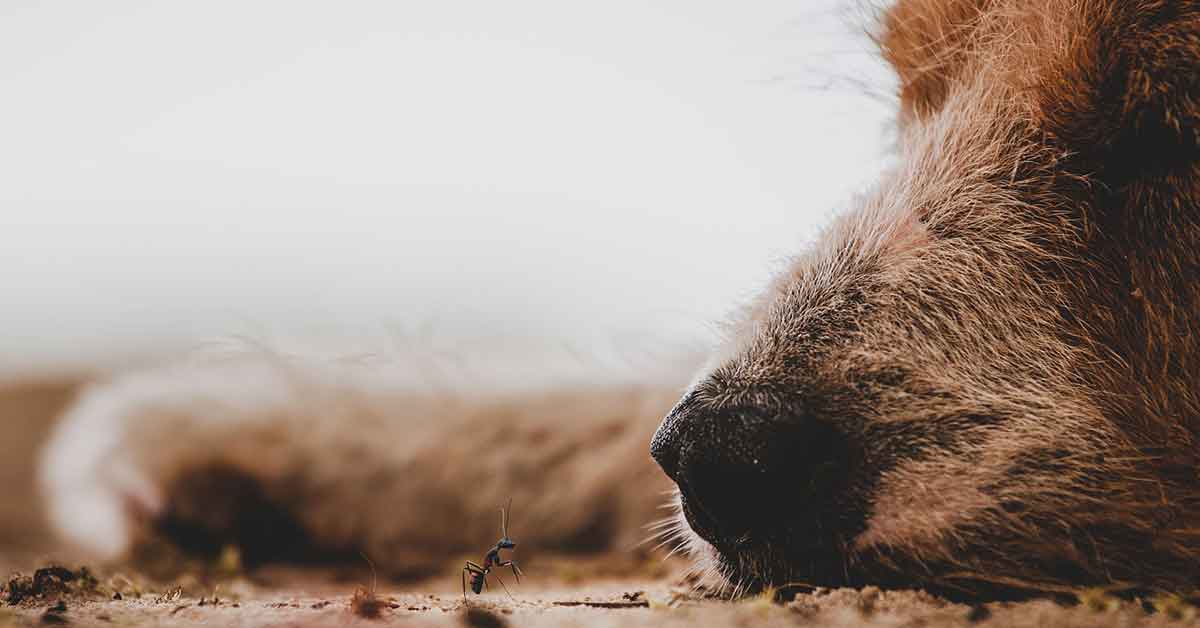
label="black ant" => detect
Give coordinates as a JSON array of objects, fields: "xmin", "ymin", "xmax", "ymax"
[{"xmin": 462, "ymin": 499, "xmax": 523, "ymax": 600}]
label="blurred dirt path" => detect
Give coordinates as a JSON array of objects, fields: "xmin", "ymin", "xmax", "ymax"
[{"xmin": 3, "ymin": 572, "xmax": 1193, "ymax": 628}]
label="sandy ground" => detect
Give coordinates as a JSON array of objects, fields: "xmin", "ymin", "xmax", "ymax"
[
  {"xmin": 5, "ymin": 380, "xmax": 1200, "ymax": 627},
  {"xmin": 4, "ymin": 562, "xmax": 1200, "ymax": 628}
]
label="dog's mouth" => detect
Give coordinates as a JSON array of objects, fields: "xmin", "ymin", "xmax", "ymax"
[
  {"xmin": 678, "ymin": 490, "xmax": 776, "ymax": 552},
  {"xmin": 671, "ymin": 459, "xmax": 880, "ymax": 593},
  {"xmin": 677, "ymin": 490, "xmax": 859, "ymax": 589}
]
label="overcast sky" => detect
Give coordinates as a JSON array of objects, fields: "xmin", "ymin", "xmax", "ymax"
[{"xmin": 1, "ymin": 1, "xmax": 893, "ymax": 376}]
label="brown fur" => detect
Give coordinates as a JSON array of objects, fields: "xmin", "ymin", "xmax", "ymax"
[
  {"xmin": 660, "ymin": 0, "xmax": 1200, "ymax": 597},
  {"xmin": 36, "ymin": 0, "xmax": 1200, "ymax": 601}
]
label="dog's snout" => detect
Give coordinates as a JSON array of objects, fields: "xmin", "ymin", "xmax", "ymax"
[{"xmin": 651, "ymin": 399, "xmax": 849, "ymax": 544}]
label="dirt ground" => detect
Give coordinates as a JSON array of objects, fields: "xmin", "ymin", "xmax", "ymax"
[
  {"xmin": 3, "ymin": 561, "xmax": 1199, "ymax": 628},
  {"xmin": 4, "ymin": 379, "xmax": 1200, "ymax": 627}
]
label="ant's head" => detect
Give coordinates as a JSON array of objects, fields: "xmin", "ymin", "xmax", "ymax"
[{"xmin": 497, "ymin": 537, "xmax": 516, "ymax": 550}]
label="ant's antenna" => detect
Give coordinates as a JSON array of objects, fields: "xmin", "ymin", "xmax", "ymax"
[
  {"xmin": 359, "ymin": 551, "xmax": 377, "ymax": 595},
  {"xmin": 501, "ymin": 498, "xmax": 512, "ymax": 538}
]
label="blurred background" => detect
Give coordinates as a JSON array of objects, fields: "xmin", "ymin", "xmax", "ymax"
[{"xmin": 1, "ymin": 0, "xmax": 891, "ymax": 560}]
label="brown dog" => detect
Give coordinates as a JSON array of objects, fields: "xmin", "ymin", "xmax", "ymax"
[{"xmin": 40, "ymin": 0, "xmax": 1199, "ymax": 600}]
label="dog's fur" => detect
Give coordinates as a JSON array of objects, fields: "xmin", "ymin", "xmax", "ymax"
[{"xmin": 40, "ymin": 0, "xmax": 1200, "ymax": 598}]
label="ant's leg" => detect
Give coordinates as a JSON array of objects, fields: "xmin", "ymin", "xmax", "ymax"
[
  {"xmin": 491, "ymin": 573, "xmax": 514, "ymax": 601},
  {"xmin": 497, "ymin": 560, "xmax": 522, "ymax": 583},
  {"xmin": 463, "ymin": 562, "xmax": 486, "ymax": 599}
]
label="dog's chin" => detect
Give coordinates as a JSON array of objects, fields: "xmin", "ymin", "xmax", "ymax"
[
  {"xmin": 674, "ymin": 516, "xmax": 830, "ymax": 595},
  {"xmin": 692, "ymin": 536, "xmax": 862, "ymax": 595},
  {"xmin": 679, "ymin": 529, "xmax": 796, "ymax": 595}
]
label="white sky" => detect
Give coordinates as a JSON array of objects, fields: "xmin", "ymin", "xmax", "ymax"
[{"xmin": 0, "ymin": 1, "xmax": 893, "ymax": 376}]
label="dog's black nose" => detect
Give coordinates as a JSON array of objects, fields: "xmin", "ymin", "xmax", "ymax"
[{"xmin": 651, "ymin": 400, "xmax": 848, "ymax": 543}]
